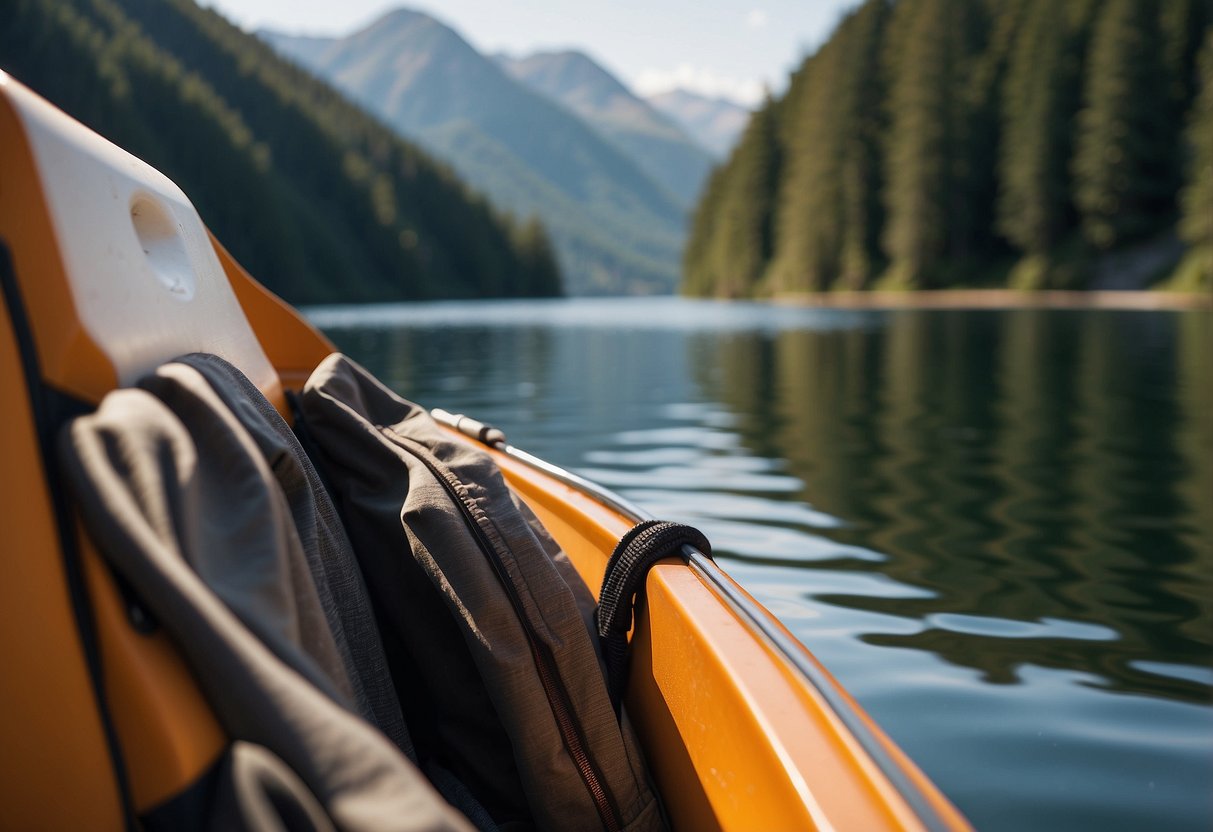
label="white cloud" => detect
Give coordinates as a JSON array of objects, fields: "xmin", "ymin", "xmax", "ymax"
[
  {"xmin": 746, "ymin": 9, "xmax": 768, "ymax": 29},
  {"xmin": 633, "ymin": 64, "xmax": 764, "ymax": 106}
]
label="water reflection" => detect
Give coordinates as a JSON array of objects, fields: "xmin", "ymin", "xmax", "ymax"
[
  {"xmin": 695, "ymin": 310, "xmax": 1213, "ymax": 705},
  {"xmin": 315, "ymin": 300, "xmax": 1212, "ymax": 832}
]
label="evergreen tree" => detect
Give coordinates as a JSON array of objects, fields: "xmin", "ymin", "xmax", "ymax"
[
  {"xmin": 1160, "ymin": 0, "xmax": 1212, "ymax": 118},
  {"xmin": 512, "ymin": 217, "xmax": 563, "ymax": 297},
  {"xmin": 682, "ymin": 165, "xmax": 727, "ymax": 296},
  {"xmin": 834, "ymin": 2, "xmax": 890, "ymax": 290},
  {"xmin": 767, "ymin": 0, "xmax": 889, "ymax": 293},
  {"xmin": 1179, "ymin": 31, "xmax": 1213, "ymax": 260},
  {"xmin": 962, "ymin": 0, "xmax": 1028, "ymax": 262},
  {"xmin": 997, "ymin": 0, "xmax": 1077, "ymax": 255},
  {"xmin": 764, "ymin": 45, "xmax": 834, "ymax": 294},
  {"xmin": 684, "ymin": 97, "xmax": 781, "ymax": 297},
  {"xmin": 1073, "ymin": 0, "xmax": 1173, "ymax": 249},
  {"xmin": 680, "ymin": 0, "xmax": 1203, "ymax": 296},
  {"xmin": 1160, "ymin": 0, "xmax": 1212, "ymax": 272},
  {"xmin": 879, "ymin": 0, "xmax": 981, "ymax": 287}
]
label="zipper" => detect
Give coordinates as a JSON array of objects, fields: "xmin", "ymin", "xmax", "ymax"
[{"xmin": 382, "ymin": 429, "xmax": 624, "ymax": 832}]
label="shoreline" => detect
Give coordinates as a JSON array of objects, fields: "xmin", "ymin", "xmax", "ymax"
[{"xmin": 769, "ymin": 289, "xmax": 1212, "ymax": 311}]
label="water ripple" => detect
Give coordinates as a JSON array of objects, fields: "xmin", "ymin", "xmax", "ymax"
[
  {"xmin": 923, "ymin": 613, "xmax": 1119, "ymax": 642},
  {"xmin": 576, "ymin": 465, "xmax": 803, "ymax": 494}
]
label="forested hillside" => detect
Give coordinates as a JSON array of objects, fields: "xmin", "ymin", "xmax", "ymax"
[
  {"xmin": 0, "ymin": 0, "xmax": 561, "ymax": 304},
  {"xmin": 685, "ymin": 0, "xmax": 1213, "ymax": 296}
]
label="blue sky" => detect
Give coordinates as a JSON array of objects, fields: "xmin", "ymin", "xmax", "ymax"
[{"xmin": 203, "ymin": 0, "xmax": 859, "ymax": 105}]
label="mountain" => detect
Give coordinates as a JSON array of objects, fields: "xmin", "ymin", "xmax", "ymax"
[
  {"xmin": 684, "ymin": 0, "xmax": 1212, "ymax": 298},
  {"xmin": 497, "ymin": 50, "xmax": 714, "ymax": 205},
  {"xmin": 646, "ymin": 90, "xmax": 751, "ymax": 158},
  {"xmin": 0, "ymin": 0, "xmax": 561, "ymax": 304},
  {"xmin": 261, "ymin": 10, "xmax": 687, "ymax": 295},
  {"xmin": 258, "ymin": 32, "xmax": 334, "ymax": 66}
]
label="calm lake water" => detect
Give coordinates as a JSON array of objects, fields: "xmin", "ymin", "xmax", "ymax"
[{"xmin": 308, "ymin": 297, "xmax": 1213, "ymax": 832}]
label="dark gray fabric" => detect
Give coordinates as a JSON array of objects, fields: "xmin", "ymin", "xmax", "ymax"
[
  {"xmin": 166, "ymin": 354, "xmax": 412, "ymax": 758},
  {"xmin": 60, "ymin": 367, "xmax": 473, "ymax": 832},
  {"xmin": 143, "ymin": 741, "xmax": 335, "ymax": 832},
  {"xmin": 213, "ymin": 742, "xmax": 336, "ymax": 832},
  {"xmin": 302, "ymin": 370, "xmax": 534, "ymax": 829},
  {"xmin": 423, "ymin": 763, "xmax": 501, "ymax": 832},
  {"xmin": 298, "ymin": 354, "xmax": 664, "ymax": 832}
]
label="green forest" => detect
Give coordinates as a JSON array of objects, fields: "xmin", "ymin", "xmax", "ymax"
[
  {"xmin": 0, "ymin": 0, "xmax": 562, "ymax": 304},
  {"xmin": 685, "ymin": 0, "xmax": 1213, "ymax": 297}
]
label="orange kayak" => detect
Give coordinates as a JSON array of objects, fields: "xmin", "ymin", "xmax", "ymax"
[{"xmin": 0, "ymin": 71, "xmax": 969, "ymax": 831}]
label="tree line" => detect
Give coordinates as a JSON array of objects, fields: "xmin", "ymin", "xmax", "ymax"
[
  {"xmin": 0, "ymin": 0, "xmax": 562, "ymax": 304},
  {"xmin": 684, "ymin": 0, "xmax": 1212, "ymax": 296}
]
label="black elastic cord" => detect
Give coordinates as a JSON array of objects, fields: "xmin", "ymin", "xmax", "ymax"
[{"xmin": 596, "ymin": 520, "xmax": 711, "ymax": 707}]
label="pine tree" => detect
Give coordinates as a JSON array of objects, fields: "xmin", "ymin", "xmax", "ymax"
[
  {"xmin": 764, "ymin": 47, "xmax": 835, "ymax": 294},
  {"xmin": 1159, "ymin": 0, "xmax": 1212, "ymax": 259},
  {"xmin": 512, "ymin": 217, "xmax": 563, "ymax": 297},
  {"xmin": 834, "ymin": 1, "xmax": 889, "ymax": 290},
  {"xmin": 684, "ymin": 96, "xmax": 781, "ymax": 297},
  {"xmin": 682, "ymin": 165, "xmax": 728, "ymax": 296},
  {"xmin": 1073, "ymin": 0, "xmax": 1173, "ymax": 250},
  {"xmin": 879, "ymin": 0, "xmax": 980, "ymax": 287},
  {"xmin": 679, "ymin": 0, "xmax": 1202, "ymax": 296},
  {"xmin": 997, "ymin": 0, "xmax": 1076, "ymax": 255},
  {"xmin": 1160, "ymin": 0, "xmax": 1212, "ymax": 118},
  {"xmin": 767, "ymin": 0, "xmax": 889, "ymax": 293},
  {"xmin": 1179, "ymin": 30, "xmax": 1213, "ymax": 271},
  {"xmin": 960, "ymin": 0, "xmax": 1028, "ymax": 253}
]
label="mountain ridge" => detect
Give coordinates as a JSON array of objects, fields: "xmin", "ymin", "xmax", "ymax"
[
  {"xmin": 645, "ymin": 89, "xmax": 751, "ymax": 158},
  {"xmin": 261, "ymin": 9, "xmax": 689, "ymax": 294},
  {"xmin": 497, "ymin": 49, "xmax": 714, "ymax": 204}
]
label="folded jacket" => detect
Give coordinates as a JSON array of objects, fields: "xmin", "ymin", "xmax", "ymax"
[{"xmin": 60, "ymin": 358, "xmax": 473, "ymax": 832}]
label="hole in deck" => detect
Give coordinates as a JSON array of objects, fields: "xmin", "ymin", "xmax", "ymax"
[{"xmin": 131, "ymin": 195, "xmax": 195, "ymax": 300}]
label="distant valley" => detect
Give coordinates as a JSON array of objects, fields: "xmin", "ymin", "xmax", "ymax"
[{"xmin": 261, "ymin": 9, "xmax": 749, "ymax": 295}]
